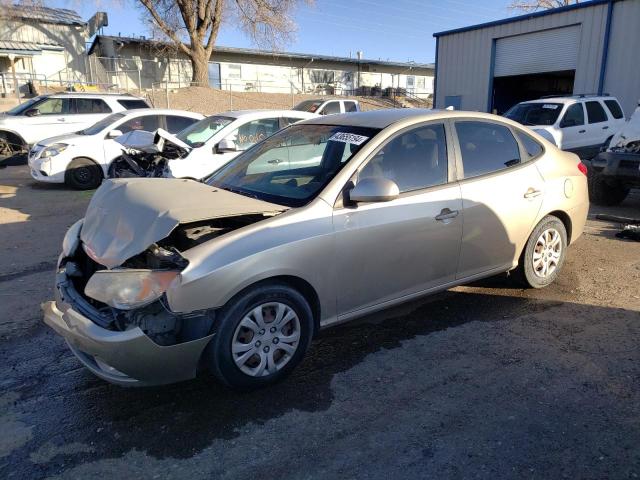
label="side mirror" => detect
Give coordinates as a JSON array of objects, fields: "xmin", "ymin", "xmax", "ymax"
[
  {"xmin": 25, "ymin": 108, "xmax": 40, "ymax": 117},
  {"xmin": 216, "ymin": 138, "xmax": 237, "ymax": 153},
  {"xmin": 348, "ymin": 177, "xmax": 399, "ymax": 203},
  {"xmin": 107, "ymin": 129, "xmax": 123, "ymax": 139}
]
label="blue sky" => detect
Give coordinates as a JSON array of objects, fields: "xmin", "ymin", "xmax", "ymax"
[{"xmin": 51, "ymin": 0, "xmax": 520, "ymax": 63}]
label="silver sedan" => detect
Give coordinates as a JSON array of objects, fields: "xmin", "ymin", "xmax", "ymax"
[{"xmin": 43, "ymin": 109, "xmax": 589, "ymax": 389}]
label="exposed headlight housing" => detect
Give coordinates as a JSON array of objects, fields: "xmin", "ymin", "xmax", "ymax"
[
  {"xmin": 84, "ymin": 269, "xmax": 179, "ymax": 310},
  {"xmin": 40, "ymin": 143, "xmax": 68, "ymax": 158},
  {"xmin": 62, "ymin": 219, "xmax": 83, "ymax": 256}
]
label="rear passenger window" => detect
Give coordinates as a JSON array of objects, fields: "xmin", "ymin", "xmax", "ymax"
[
  {"xmin": 117, "ymin": 99, "xmax": 149, "ymax": 109},
  {"xmin": 604, "ymin": 100, "xmax": 624, "ymax": 119},
  {"xmin": 359, "ymin": 124, "xmax": 448, "ymax": 192},
  {"xmin": 517, "ymin": 131, "xmax": 543, "ymax": 160},
  {"xmin": 166, "ymin": 115, "xmax": 198, "ymax": 133},
  {"xmin": 75, "ymin": 98, "xmax": 111, "ymax": 114},
  {"xmin": 455, "ymin": 121, "xmax": 521, "ymax": 179},
  {"xmin": 344, "ymin": 101, "xmax": 358, "ymax": 112},
  {"xmin": 560, "ymin": 103, "xmax": 584, "ymax": 127},
  {"xmin": 320, "ymin": 102, "xmax": 340, "ymax": 115},
  {"xmin": 585, "ymin": 101, "xmax": 608, "ymax": 123}
]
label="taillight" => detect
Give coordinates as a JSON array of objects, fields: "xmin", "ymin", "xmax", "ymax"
[{"xmin": 578, "ymin": 162, "xmax": 588, "ymax": 176}]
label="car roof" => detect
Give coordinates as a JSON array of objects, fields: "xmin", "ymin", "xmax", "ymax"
[
  {"xmin": 299, "ymin": 108, "xmax": 528, "ymax": 129},
  {"xmin": 120, "ymin": 108, "xmax": 204, "ymax": 118},
  {"xmin": 43, "ymin": 93, "xmax": 146, "ymax": 99},
  {"xmin": 214, "ymin": 110, "xmax": 318, "ymax": 119},
  {"xmin": 520, "ymin": 95, "xmax": 618, "ymax": 105}
]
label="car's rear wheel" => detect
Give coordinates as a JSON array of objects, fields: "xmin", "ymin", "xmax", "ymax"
[
  {"xmin": 517, "ymin": 216, "xmax": 567, "ymax": 289},
  {"xmin": 207, "ymin": 283, "xmax": 314, "ymax": 390},
  {"xmin": 65, "ymin": 157, "xmax": 103, "ymax": 190},
  {"xmin": 587, "ymin": 169, "xmax": 629, "ymax": 206}
]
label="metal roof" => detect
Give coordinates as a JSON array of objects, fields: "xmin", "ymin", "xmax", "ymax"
[
  {"xmin": 88, "ymin": 35, "xmax": 435, "ymax": 71},
  {"xmin": 433, "ymin": 0, "xmax": 617, "ymax": 37},
  {"xmin": 0, "ymin": 40, "xmax": 43, "ymax": 56},
  {"xmin": 1, "ymin": 4, "xmax": 85, "ymax": 26}
]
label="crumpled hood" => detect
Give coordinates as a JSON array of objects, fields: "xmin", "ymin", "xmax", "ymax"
[
  {"xmin": 80, "ymin": 178, "xmax": 287, "ymax": 269},
  {"xmin": 153, "ymin": 128, "xmax": 192, "ymax": 153}
]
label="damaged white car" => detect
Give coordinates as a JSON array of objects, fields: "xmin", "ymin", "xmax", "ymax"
[
  {"xmin": 43, "ymin": 109, "xmax": 588, "ymax": 389},
  {"xmin": 108, "ymin": 110, "xmax": 317, "ymax": 181}
]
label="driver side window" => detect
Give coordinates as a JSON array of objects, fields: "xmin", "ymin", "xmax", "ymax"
[
  {"xmin": 560, "ymin": 104, "xmax": 585, "ymax": 128},
  {"xmin": 359, "ymin": 124, "xmax": 448, "ymax": 193},
  {"xmin": 228, "ymin": 118, "xmax": 279, "ymax": 150}
]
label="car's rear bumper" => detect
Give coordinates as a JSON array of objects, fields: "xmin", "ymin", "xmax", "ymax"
[
  {"xmin": 588, "ymin": 152, "xmax": 640, "ymax": 186},
  {"xmin": 43, "ymin": 297, "xmax": 214, "ymax": 387}
]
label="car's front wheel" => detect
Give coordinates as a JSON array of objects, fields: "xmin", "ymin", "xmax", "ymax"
[
  {"xmin": 207, "ymin": 283, "xmax": 314, "ymax": 390},
  {"xmin": 517, "ymin": 215, "xmax": 568, "ymax": 289},
  {"xmin": 65, "ymin": 157, "xmax": 103, "ymax": 190}
]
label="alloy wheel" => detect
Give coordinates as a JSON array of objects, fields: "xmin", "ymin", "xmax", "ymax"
[
  {"xmin": 231, "ymin": 302, "xmax": 301, "ymax": 377},
  {"xmin": 532, "ymin": 228, "xmax": 562, "ymax": 278}
]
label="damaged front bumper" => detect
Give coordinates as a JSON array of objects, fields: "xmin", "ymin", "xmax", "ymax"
[{"xmin": 43, "ymin": 265, "xmax": 215, "ymax": 387}]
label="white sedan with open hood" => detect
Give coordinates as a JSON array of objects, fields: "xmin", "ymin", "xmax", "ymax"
[
  {"xmin": 108, "ymin": 110, "xmax": 318, "ymax": 181},
  {"xmin": 27, "ymin": 109, "xmax": 203, "ymax": 189}
]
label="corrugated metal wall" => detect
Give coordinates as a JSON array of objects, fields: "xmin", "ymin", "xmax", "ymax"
[
  {"xmin": 603, "ymin": 0, "xmax": 640, "ymax": 116},
  {"xmin": 435, "ymin": 2, "xmax": 609, "ymax": 112}
]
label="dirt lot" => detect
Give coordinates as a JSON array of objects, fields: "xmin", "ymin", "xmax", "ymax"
[{"xmin": 1, "ymin": 164, "xmax": 639, "ymax": 479}]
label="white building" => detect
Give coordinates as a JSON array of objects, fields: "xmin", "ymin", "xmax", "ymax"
[
  {"xmin": 0, "ymin": 5, "xmax": 106, "ymax": 96},
  {"xmin": 88, "ymin": 35, "xmax": 435, "ymax": 97}
]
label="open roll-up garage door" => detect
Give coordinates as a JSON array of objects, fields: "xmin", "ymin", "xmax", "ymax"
[{"xmin": 494, "ymin": 25, "xmax": 581, "ymax": 77}]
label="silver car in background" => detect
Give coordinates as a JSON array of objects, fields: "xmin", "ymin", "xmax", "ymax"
[{"xmin": 43, "ymin": 109, "xmax": 589, "ymax": 389}]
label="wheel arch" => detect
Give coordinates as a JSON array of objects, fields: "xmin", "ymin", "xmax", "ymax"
[
  {"xmin": 0, "ymin": 129, "xmax": 27, "ymax": 149},
  {"xmin": 69, "ymin": 156, "xmax": 105, "ymax": 177},
  {"xmin": 546, "ymin": 210, "xmax": 572, "ymax": 244},
  {"xmin": 221, "ymin": 275, "xmax": 322, "ymax": 335}
]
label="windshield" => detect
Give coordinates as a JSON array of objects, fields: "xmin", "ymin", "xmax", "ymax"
[
  {"xmin": 294, "ymin": 100, "xmax": 323, "ymax": 113},
  {"xmin": 208, "ymin": 124, "xmax": 380, "ymax": 207},
  {"xmin": 5, "ymin": 96, "xmax": 42, "ymax": 116},
  {"xmin": 78, "ymin": 112, "xmax": 126, "ymax": 135},
  {"xmin": 177, "ymin": 115, "xmax": 234, "ymax": 147},
  {"xmin": 504, "ymin": 102, "xmax": 563, "ymax": 126}
]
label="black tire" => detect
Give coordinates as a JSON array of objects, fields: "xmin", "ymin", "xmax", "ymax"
[
  {"xmin": 516, "ymin": 216, "xmax": 568, "ymax": 289},
  {"xmin": 65, "ymin": 157, "xmax": 103, "ymax": 190},
  {"xmin": 207, "ymin": 283, "xmax": 314, "ymax": 390},
  {"xmin": 587, "ymin": 169, "xmax": 629, "ymax": 206}
]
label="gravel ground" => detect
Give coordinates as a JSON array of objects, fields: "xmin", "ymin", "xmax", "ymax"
[{"xmin": 0, "ymin": 164, "xmax": 639, "ymax": 479}]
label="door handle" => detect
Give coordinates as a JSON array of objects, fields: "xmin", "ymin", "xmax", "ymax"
[
  {"xmin": 578, "ymin": 129, "xmax": 586, "ymax": 133},
  {"xmin": 435, "ymin": 208, "xmax": 459, "ymax": 221},
  {"xmin": 267, "ymin": 159, "xmax": 283, "ymax": 164},
  {"xmin": 57, "ymin": 118, "xmax": 66, "ymax": 122},
  {"xmin": 524, "ymin": 188, "xmax": 542, "ymax": 199},
  {"xmin": 603, "ymin": 126, "xmax": 609, "ymax": 130}
]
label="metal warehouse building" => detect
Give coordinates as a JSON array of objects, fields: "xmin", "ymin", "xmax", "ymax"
[{"xmin": 433, "ymin": 0, "xmax": 640, "ymax": 117}]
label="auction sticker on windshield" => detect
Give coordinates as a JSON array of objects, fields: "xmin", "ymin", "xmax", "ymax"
[
  {"xmin": 542, "ymin": 104, "xmax": 559, "ymax": 109},
  {"xmin": 329, "ymin": 132, "xmax": 369, "ymax": 145}
]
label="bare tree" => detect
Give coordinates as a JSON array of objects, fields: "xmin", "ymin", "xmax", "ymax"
[
  {"xmin": 138, "ymin": 0, "xmax": 309, "ymax": 86},
  {"xmin": 509, "ymin": 0, "xmax": 579, "ymax": 12}
]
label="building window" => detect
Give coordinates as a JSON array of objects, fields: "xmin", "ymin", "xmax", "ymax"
[
  {"xmin": 227, "ymin": 64, "xmax": 242, "ymax": 79},
  {"xmin": 309, "ymin": 69, "xmax": 335, "ymax": 84},
  {"xmin": 417, "ymin": 77, "xmax": 426, "ymax": 89}
]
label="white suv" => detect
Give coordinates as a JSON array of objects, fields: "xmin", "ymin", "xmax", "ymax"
[
  {"xmin": 0, "ymin": 93, "xmax": 149, "ymax": 155},
  {"xmin": 293, "ymin": 99, "xmax": 360, "ymax": 115},
  {"xmin": 504, "ymin": 95, "xmax": 625, "ymax": 159}
]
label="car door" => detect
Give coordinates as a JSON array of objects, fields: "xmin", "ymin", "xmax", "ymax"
[
  {"xmin": 22, "ymin": 97, "xmax": 74, "ymax": 141},
  {"xmin": 333, "ymin": 122, "xmax": 463, "ymax": 316},
  {"xmin": 584, "ymin": 100, "xmax": 611, "ymax": 150},
  {"xmin": 558, "ymin": 103, "xmax": 587, "ymax": 151},
  {"xmin": 453, "ymin": 120, "xmax": 544, "ymax": 279}
]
